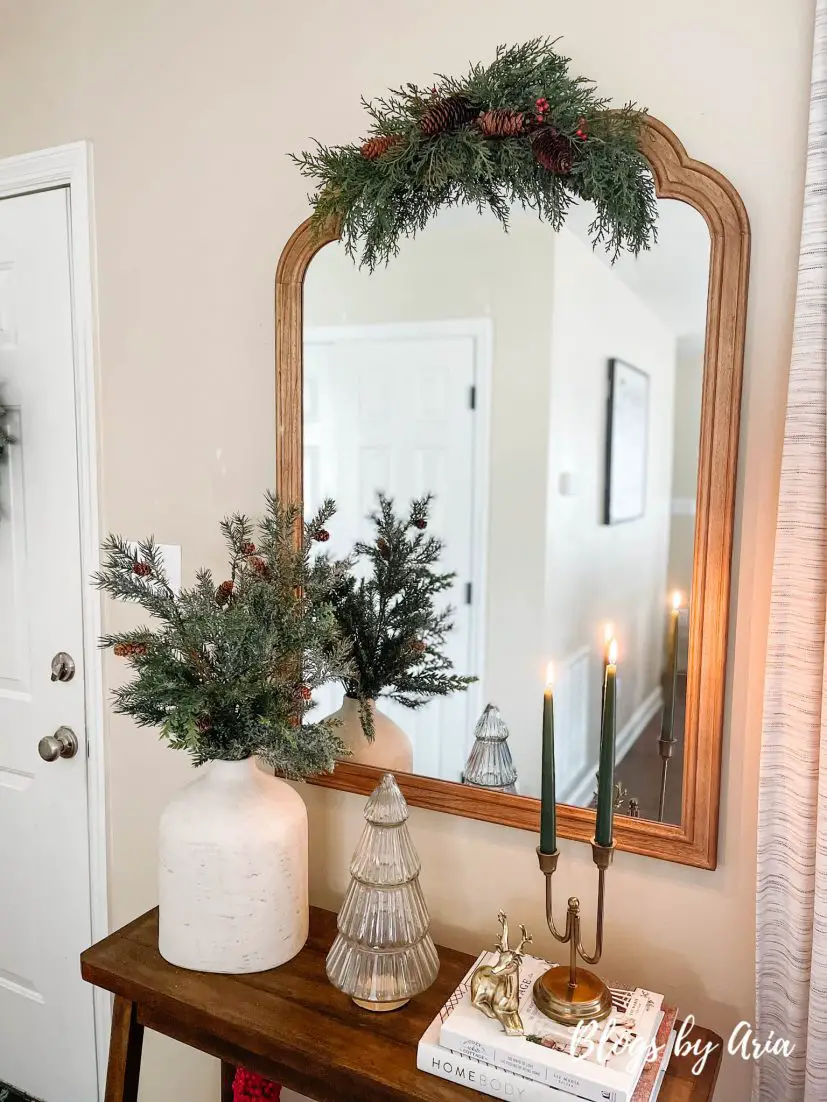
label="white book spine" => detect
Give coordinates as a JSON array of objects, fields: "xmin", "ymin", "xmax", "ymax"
[
  {"xmin": 439, "ymin": 1024, "xmax": 626, "ymax": 1102},
  {"xmin": 416, "ymin": 1040, "xmax": 582, "ymax": 1102}
]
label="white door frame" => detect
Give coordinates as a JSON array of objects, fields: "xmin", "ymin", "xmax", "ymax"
[
  {"xmin": 305, "ymin": 317, "xmax": 493, "ymax": 745},
  {"xmin": 0, "ymin": 142, "xmax": 108, "ymax": 1096}
]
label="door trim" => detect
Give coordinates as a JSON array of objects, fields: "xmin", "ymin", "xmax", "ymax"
[{"xmin": 0, "ymin": 142, "xmax": 108, "ymax": 1097}]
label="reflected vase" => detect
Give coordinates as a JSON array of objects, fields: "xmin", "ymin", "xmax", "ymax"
[
  {"xmin": 158, "ymin": 757, "xmax": 309, "ymax": 973},
  {"xmin": 330, "ymin": 695, "xmax": 414, "ymax": 773}
]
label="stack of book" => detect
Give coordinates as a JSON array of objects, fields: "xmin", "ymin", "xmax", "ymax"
[{"xmin": 417, "ymin": 952, "xmax": 677, "ymax": 1102}]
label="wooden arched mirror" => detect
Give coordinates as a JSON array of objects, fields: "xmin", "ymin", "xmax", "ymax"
[{"xmin": 275, "ymin": 117, "xmax": 749, "ymax": 869}]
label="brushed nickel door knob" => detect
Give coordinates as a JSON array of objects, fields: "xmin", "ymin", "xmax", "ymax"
[
  {"xmin": 38, "ymin": 726, "xmax": 79, "ymax": 762},
  {"xmin": 50, "ymin": 652, "xmax": 76, "ymax": 682}
]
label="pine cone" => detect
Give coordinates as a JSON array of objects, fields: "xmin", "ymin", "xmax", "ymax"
[
  {"xmin": 377, "ymin": 537, "xmax": 391, "ymax": 559},
  {"xmin": 132, "ymin": 561, "xmax": 151, "ymax": 577},
  {"xmin": 296, "ymin": 684, "xmax": 313, "ymax": 701},
  {"xmin": 216, "ymin": 580, "xmax": 234, "ymax": 603},
  {"xmin": 240, "ymin": 541, "xmax": 256, "ymax": 556},
  {"xmin": 313, "ymin": 528, "xmax": 330, "ymax": 543},
  {"xmin": 250, "ymin": 556, "xmax": 269, "ymax": 577},
  {"xmin": 420, "ymin": 95, "xmax": 478, "ymax": 137},
  {"xmin": 411, "ymin": 640, "xmax": 427, "ymax": 654},
  {"xmin": 361, "ymin": 134, "xmax": 403, "ymax": 160},
  {"xmin": 477, "ymin": 109, "xmax": 527, "ymax": 138},
  {"xmin": 195, "ymin": 715, "xmax": 213, "ymax": 733},
  {"xmin": 113, "ymin": 643, "xmax": 129, "ymax": 657},
  {"xmin": 533, "ymin": 129, "xmax": 573, "ymax": 175}
]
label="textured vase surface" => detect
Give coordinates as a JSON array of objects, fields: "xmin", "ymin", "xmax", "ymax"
[
  {"xmin": 331, "ymin": 695, "xmax": 414, "ymax": 772},
  {"xmin": 158, "ymin": 756, "xmax": 308, "ymax": 973}
]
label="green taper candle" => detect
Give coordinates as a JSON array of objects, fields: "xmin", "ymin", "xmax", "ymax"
[
  {"xmin": 661, "ymin": 592, "xmax": 681, "ymax": 741},
  {"xmin": 540, "ymin": 663, "xmax": 557, "ymax": 853},
  {"xmin": 595, "ymin": 640, "xmax": 617, "ymax": 847}
]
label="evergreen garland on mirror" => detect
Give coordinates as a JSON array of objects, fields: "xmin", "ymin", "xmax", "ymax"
[
  {"xmin": 93, "ymin": 493, "xmax": 354, "ymax": 774},
  {"xmin": 331, "ymin": 493, "xmax": 476, "ymax": 740},
  {"xmin": 292, "ymin": 38, "xmax": 657, "ymax": 270}
]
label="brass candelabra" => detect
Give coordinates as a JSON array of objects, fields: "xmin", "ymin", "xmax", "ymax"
[
  {"xmin": 534, "ymin": 841, "xmax": 615, "ymax": 1026},
  {"xmin": 657, "ymin": 735, "xmax": 676, "ymax": 822}
]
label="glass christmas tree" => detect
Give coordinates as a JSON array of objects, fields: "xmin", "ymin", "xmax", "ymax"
[
  {"xmin": 326, "ymin": 773, "xmax": 439, "ymax": 1011},
  {"xmin": 462, "ymin": 703, "xmax": 518, "ymax": 793}
]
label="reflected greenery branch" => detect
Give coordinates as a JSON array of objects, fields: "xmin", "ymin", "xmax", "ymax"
[{"xmin": 331, "ymin": 493, "xmax": 476, "ymax": 740}]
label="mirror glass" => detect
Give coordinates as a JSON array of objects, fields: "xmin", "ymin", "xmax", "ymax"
[{"xmin": 303, "ymin": 191, "xmax": 709, "ymax": 827}]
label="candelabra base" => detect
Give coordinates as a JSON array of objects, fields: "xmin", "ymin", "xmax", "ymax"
[{"xmin": 532, "ymin": 965, "xmax": 613, "ymax": 1026}]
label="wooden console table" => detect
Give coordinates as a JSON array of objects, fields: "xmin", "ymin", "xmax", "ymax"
[{"xmin": 81, "ymin": 907, "xmax": 722, "ymax": 1102}]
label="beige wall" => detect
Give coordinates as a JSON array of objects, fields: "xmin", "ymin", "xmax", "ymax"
[{"xmin": 0, "ymin": 1, "xmax": 811, "ymax": 1100}]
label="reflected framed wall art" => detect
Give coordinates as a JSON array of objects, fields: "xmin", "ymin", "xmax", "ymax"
[{"xmin": 604, "ymin": 358, "xmax": 650, "ymax": 525}]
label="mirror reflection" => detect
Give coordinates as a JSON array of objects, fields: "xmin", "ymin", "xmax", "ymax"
[{"xmin": 303, "ymin": 194, "xmax": 709, "ymax": 826}]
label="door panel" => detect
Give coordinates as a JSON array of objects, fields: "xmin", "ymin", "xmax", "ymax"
[
  {"xmin": 0, "ymin": 188, "xmax": 98, "ymax": 1102},
  {"xmin": 304, "ymin": 325, "xmax": 484, "ymax": 781}
]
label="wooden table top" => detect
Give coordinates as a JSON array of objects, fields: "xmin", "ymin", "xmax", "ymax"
[{"xmin": 81, "ymin": 907, "xmax": 721, "ymax": 1102}]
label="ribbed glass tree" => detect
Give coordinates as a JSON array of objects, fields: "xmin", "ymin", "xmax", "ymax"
[
  {"xmin": 462, "ymin": 703, "xmax": 518, "ymax": 793},
  {"xmin": 326, "ymin": 773, "xmax": 439, "ymax": 1011}
]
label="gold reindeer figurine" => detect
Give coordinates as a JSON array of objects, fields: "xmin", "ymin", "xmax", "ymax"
[{"xmin": 470, "ymin": 912, "xmax": 533, "ymax": 1036}]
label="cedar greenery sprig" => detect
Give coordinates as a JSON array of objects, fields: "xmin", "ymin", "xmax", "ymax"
[
  {"xmin": 292, "ymin": 38, "xmax": 657, "ymax": 270},
  {"xmin": 332, "ymin": 493, "xmax": 476, "ymax": 740},
  {"xmin": 93, "ymin": 493, "xmax": 355, "ymax": 775}
]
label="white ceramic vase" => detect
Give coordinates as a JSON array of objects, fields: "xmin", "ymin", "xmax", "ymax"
[
  {"xmin": 158, "ymin": 757, "xmax": 308, "ymax": 974},
  {"xmin": 331, "ymin": 695, "xmax": 414, "ymax": 773}
]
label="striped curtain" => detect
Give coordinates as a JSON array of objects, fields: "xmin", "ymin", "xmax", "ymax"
[{"xmin": 755, "ymin": 2, "xmax": 827, "ymax": 1099}]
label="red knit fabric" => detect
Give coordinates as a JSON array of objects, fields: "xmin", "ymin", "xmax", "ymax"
[{"xmin": 232, "ymin": 1067, "xmax": 282, "ymax": 1100}]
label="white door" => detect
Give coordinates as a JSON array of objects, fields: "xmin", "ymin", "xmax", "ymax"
[
  {"xmin": 0, "ymin": 189, "xmax": 98, "ymax": 1101},
  {"xmin": 304, "ymin": 322, "xmax": 489, "ymax": 781}
]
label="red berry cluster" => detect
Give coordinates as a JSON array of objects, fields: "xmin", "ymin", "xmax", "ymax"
[
  {"xmin": 575, "ymin": 116, "xmax": 588, "ymax": 140},
  {"xmin": 233, "ymin": 1068, "xmax": 282, "ymax": 1101},
  {"xmin": 113, "ymin": 642, "xmax": 147, "ymax": 658},
  {"xmin": 132, "ymin": 561, "xmax": 151, "ymax": 577},
  {"xmin": 535, "ymin": 96, "xmax": 550, "ymax": 125}
]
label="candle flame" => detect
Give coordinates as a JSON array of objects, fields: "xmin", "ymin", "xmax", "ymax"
[
  {"xmin": 603, "ymin": 622, "xmax": 614, "ymax": 645},
  {"xmin": 608, "ymin": 638, "xmax": 618, "ymax": 665},
  {"xmin": 545, "ymin": 661, "xmax": 555, "ymax": 688},
  {"xmin": 672, "ymin": 590, "xmax": 682, "ymax": 611}
]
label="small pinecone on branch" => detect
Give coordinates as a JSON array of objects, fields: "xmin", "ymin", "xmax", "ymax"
[
  {"xmin": 360, "ymin": 134, "xmax": 403, "ymax": 160},
  {"xmin": 532, "ymin": 129, "xmax": 573, "ymax": 175},
  {"xmin": 420, "ymin": 94, "xmax": 477, "ymax": 137},
  {"xmin": 477, "ymin": 108, "xmax": 527, "ymax": 138},
  {"xmin": 215, "ymin": 579, "xmax": 234, "ymax": 604}
]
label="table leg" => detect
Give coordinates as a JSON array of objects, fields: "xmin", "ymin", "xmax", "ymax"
[
  {"xmin": 220, "ymin": 1061, "xmax": 236, "ymax": 1101},
  {"xmin": 105, "ymin": 996, "xmax": 144, "ymax": 1102}
]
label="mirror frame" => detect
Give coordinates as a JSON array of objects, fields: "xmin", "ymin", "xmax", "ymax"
[{"xmin": 275, "ymin": 116, "xmax": 750, "ymax": 870}]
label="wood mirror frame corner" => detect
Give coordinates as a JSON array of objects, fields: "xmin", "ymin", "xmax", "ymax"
[{"xmin": 275, "ymin": 117, "xmax": 750, "ymax": 870}]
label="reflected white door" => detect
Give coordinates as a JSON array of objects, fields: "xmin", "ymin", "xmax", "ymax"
[
  {"xmin": 0, "ymin": 189, "xmax": 97, "ymax": 1101},
  {"xmin": 304, "ymin": 321, "xmax": 489, "ymax": 781}
]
